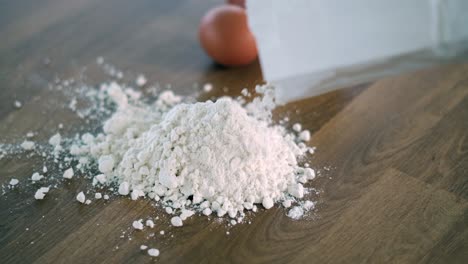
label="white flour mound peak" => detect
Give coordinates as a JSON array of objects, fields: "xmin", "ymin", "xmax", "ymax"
[{"xmin": 72, "ymin": 83, "xmax": 315, "ymax": 220}]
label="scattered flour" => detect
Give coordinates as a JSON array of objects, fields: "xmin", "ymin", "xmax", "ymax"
[{"xmin": 2, "ymin": 71, "xmax": 319, "ymax": 259}]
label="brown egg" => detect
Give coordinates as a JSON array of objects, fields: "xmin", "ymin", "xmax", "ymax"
[
  {"xmin": 227, "ymin": 0, "xmax": 245, "ymax": 8},
  {"xmin": 198, "ymin": 5, "xmax": 257, "ymax": 67}
]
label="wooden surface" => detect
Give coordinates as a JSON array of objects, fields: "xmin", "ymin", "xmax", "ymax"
[{"xmin": 1, "ymin": 1, "xmax": 468, "ymax": 263}]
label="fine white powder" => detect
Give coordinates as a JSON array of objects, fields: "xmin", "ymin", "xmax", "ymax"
[
  {"xmin": 69, "ymin": 84, "xmax": 315, "ymax": 222},
  {"xmin": 2, "ymin": 74, "xmax": 319, "ymax": 259}
]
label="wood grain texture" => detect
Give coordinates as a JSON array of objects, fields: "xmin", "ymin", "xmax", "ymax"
[{"xmin": 1, "ymin": 1, "xmax": 467, "ymax": 263}]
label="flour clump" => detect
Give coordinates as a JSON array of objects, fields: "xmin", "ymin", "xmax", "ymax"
[{"xmin": 70, "ymin": 84, "xmax": 315, "ymax": 220}]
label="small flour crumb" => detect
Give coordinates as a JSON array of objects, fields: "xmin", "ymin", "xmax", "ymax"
[
  {"xmin": 304, "ymin": 168, "xmax": 316, "ymax": 180},
  {"xmin": 292, "ymin": 123, "xmax": 302, "ymax": 132},
  {"xmin": 132, "ymin": 219, "xmax": 144, "ymax": 230},
  {"xmin": 42, "ymin": 166, "xmax": 48, "ymax": 173},
  {"xmin": 21, "ymin": 141, "xmax": 35, "ymax": 150},
  {"xmin": 34, "ymin": 187, "xmax": 50, "ymax": 200},
  {"xmin": 96, "ymin": 56, "xmax": 104, "ymax": 65},
  {"xmin": 203, "ymin": 83, "xmax": 213, "ymax": 92},
  {"xmin": 262, "ymin": 197, "xmax": 274, "ymax": 209},
  {"xmin": 145, "ymin": 219, "xmax": 155, "ymax": 228},
  {"xmin": 287, "ymin": 201, "xmax": 315, "ymax": 220},
  {"xmin": 287, "ymin": 206, "xmax": 304, "ymax": 220},
  {"xmin": 85, "ymin": 199, "xmax": 91, "ymax": 205},
  {"xmin": 31, "ymin": 172, "xmax": 44, "ymax": 182},
  {"xmin": 140, "ymin": 245, "xmax": 148, "ymax": 250},
  {"xmin": 160, "ymin": 230, "xmax": 165, "ymax": 235},
  {"xmin": 14, "ymin": 100, "xmax": 22, "ymax": 108},
  {"xmin": 26, "ymin": 132, "xmax": 35, "ymax": 138},
  {"xmin": 147, "ymin": 248, "xmax": 160, "ymax": 257},
  {"xmin": 130, "ymin": 189, "xmax": 144, "ymax": 200},
  {"xmin": 98, "ymin": 155, "xmax": 114, "ymax": 173},
  {"xmin": 9, "ymin": 178, "xmax": 19, "ymax": 186},
  {"xmin": 282, "ymin": 199, "xmax": 292, "ymax": 208},
  {"xmin": 63, "ymin": 168, "xmax": 74, "ymax": 179},
  {"xmin": 179, "ymin": 209, "xmax": 195, "ymax": 221},
  {"xmin": 303, "ymin": 200, "xmax": 315, "ymax": 210},
  {"xmin": 103, "ymin": 194, "xmax": 110, "ymax": 200},
  {"xmin": 299, "ymin": 130, "xmax": 311, "ymax": 142},
  {"xmin": 170, "ymin": 216, "xmax": 183, "ymax": 227},
  {"xmin": 202, "ymin": 208, "xmax": 212, "ymax": 216},
  {"xmin": 76, "ymin": 192, "xmax": 86, "ymax": 203},
  {"xmin": 288, "ymin": 183, "xmax": 304, "ymax": 198},
  {"xmin": 136, "ymin": 74, "xmax": 147, "ymax": 87},
  {"xmin": 94, "ymin": 174, "xmax": 107, "ymax": 185},
  {"xmin": 48, "ymin": 133, "xmax": 61, "ymax": 146},
  {"xmin": 95, "ymin": 193, "xmax": 102, "ymax": 199},
  {"xmin": 118, "ymin": 182, "xmax": 129, "ymax": 195}
]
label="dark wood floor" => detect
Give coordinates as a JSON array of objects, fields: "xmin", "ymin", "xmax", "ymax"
[{"xmin": 1, "ymin": 1, "xmax": 467, "ymax": 263}]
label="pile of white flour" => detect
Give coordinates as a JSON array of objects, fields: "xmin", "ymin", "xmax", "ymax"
[
  {"xmin": 1, "ymin": 60, "xmax": 319, "ymax": 258},
  {"xmin": 68, "ymin": 83, "xmax": 316, "ymax": 223}
]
